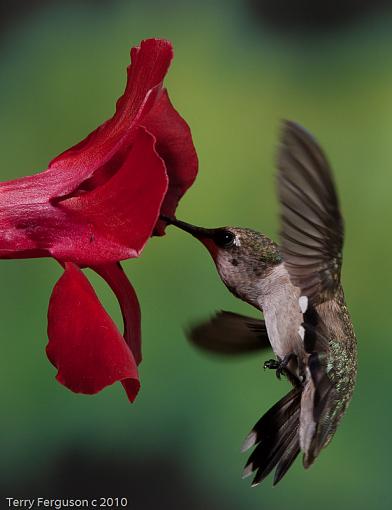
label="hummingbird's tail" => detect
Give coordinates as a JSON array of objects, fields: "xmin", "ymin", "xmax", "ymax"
[{"xmin": 241, "ymin": 386, "xmax": 302, "ymax": 486}]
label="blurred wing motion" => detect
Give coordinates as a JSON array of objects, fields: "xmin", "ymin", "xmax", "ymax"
[
  {"xmin": 277, "ymin": 120, "xmax": 344, "ymax": 305},
  {"xmin": 188, "ymin": 311, "xmax": 270, "ymax": 355}
]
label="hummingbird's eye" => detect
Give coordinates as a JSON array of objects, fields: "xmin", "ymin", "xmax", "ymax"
[{"xmin": 214, "ymin": 230, "xmax": 236, "ymax": 248}]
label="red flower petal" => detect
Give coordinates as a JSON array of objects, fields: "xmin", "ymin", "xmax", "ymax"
[
  {"xmin": 49, "ymin": 39, "xmax": 173, "ymax": 184},
  {"xmin": 46, "ymin": 262, "xmax": 140, "ymax": 402},
  {"xmin": 52, "ymin": 127, "xmax": 168, "ymax": 264},
  {"xmin": 0, "ymin": 39, "xmax": 197, "ymax": 261},
  {"xmin": 0, "ymin": 128, "xmax": 168, "ymax": 263},
  {"xmin": 1, "ymin": 38, "xmax": 199, "ymax": 403},
  {"xmin": 143, "ymin": 90, "xmax": 198, "ymax": 235},
  {"xmin": 93, "ymin": 262, "xmax": 142, "ymax": 365},
  {"xmin": 0, "ymin": 39, "xmax": 173, "ymax": 204}
]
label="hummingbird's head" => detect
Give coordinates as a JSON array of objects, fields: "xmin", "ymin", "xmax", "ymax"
[{"xmin": 162, "ymin": 216, "xmax": 282, "ymax": 308}]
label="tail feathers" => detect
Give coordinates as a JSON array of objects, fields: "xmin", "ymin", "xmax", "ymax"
[
  {"xmin": 273, "ymin": 434, "xmax": 300, "ymax": 485},
  {"xmin": 242, "ymin": 387, "xmax": 301, "ymax": 486}
]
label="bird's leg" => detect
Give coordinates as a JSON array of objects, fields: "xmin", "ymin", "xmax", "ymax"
[
  {"xmin": 276, "ymin": 353, "xmax": 297, "ymax": 379},
  {"xmin": 263, "ymin": 353, "xmax": 297, "ymax": 380}
]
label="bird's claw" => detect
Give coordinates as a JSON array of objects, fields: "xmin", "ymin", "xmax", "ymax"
[
  {"xmin": 263, "ymin": 359, "xmax": 280, "ymax": 370},
  {"xmin": 263, "ymin": 353, "xmax": 297, "ymax": 380}
]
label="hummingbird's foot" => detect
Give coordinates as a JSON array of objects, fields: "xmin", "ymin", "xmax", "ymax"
[
  {"xmin": 263, "ymin": 359, "xmax": 280, "ymax": 371},
  {"xmin": 263, "ymin": 353, "xmax": 297, "ymax": 380}
]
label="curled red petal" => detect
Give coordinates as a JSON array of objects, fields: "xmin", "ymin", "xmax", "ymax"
[
  {"xmin": 0, "ymin": 39, "xmax": 173, "ymax": 205},
  {"xmin": 0, "ymin": 128, "xmax": 168, "ymax": 263},
  {"xmin": 143, "ymin": 90, "xmax": 198, "ymax": 235},
  {"xmin": 47, "ymin": 38, "xmax": 172, "ymax": 197},
  {"xmin": 46, "ymin": 262, "xmax": 140, "ymax": 402},
  {"xmin": 53, "ymin": 127, "xmax": 168, "ymax": 264},
  {"xmin": 93, "ymin": 262, "xmax": 142, "ymax": 365},
  {"xmin": 0, "ymin": 38, "xmax": 197, "ymax": 263}
]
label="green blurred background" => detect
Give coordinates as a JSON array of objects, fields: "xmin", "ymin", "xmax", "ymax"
[{"xmin": 1, "ymin": 1, "xmax": 392, "ymax": 508}]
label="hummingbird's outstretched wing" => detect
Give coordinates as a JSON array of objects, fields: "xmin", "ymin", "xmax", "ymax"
[
  {"xmin": 187, "ymin": 311, "xmax": 270, "ymax": 355},
  {"xmin": 277, "ymin": 120, "xmax": 344, "ymax": 305}
]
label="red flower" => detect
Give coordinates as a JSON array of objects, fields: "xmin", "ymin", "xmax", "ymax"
[{"xmin": 0, "ymin": 39, "xmax": 198, "ymax": 401}]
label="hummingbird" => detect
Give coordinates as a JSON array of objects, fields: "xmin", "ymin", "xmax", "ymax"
[{"xmin": 161, "ymin": 121, "xmax": 357, "ymax": 486}]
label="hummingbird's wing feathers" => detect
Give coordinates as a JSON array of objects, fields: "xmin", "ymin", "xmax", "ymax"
[
  {"xmin": 300, "ymin": 306, "xmax": 339, "ymax": 467},
  {"xmin": 187, "ymin": 311, "xmax": 270, "ymax": 355},
  {"xmin": 242, "ymin": 387, "xmax": 301, "ymax": 486},
  {"xmin": 277, "ymin": 120, "xmax": 344, "ymax": 304},
  {"xmin": 302, "ymin": 352, "xmax": 337, "ymax": 467}
]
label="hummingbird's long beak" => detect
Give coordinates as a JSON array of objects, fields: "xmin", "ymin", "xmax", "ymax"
[{"xmin": 160, "ymin": 215, "xmax": 214, "ymax": 240}]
